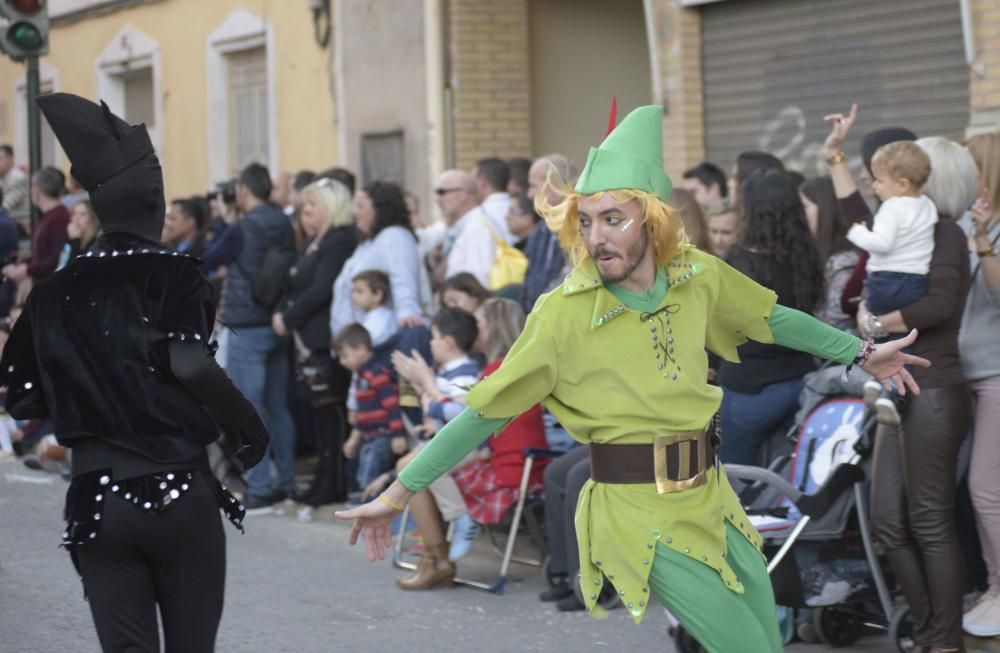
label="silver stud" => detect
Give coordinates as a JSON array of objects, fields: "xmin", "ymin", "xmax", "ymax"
[
  {"xmin": 95, "ymin": 494, "xmax": 102, "ymax": 501},
  {"xmin": 166, "ymin": 473, "xmax": 174, "ymax": 480},
  {"xmin": 170, "ymin": 489, "xmax": 180, "ymax": 499},
  {"xmin": 99, "ymin": 252, "xmax": 106, "ymax": 257},
  {"xmin": 65, "ymin": 295, "xmax": 70, "ymax": 301},
  {"xmin": 6, "ymin": 365, "xmax": 12, "ymax": 372},
  {"xmin": 194, "ymin": 334, "xmax": 201, "ymax": 341},
  {"xmin": 160, "ymin": 482, "xmax": 167, "ymax": 490},
  {"xmin": 23, "ymin": 381, "xmax": 32, "ymax": 389},
  {"xmin": 111, "ymin": 485, "xmax": 119, "ymax": 492},
  {"xmin": 86, "ymin": 251, "xmax": 93, "ymax": 257},
  {"xmin": 684, "ymin": 547, "xmax": 690, "ymax": 553},
  {"xmin": 127, "ymin": 249, "xmax": 134, "ymax": 255},
  {"xmin": 89, "ymin": 532, "xmax": 96, "ymax": 539},
  {"xmin": 124, "ymin": 492, "xmax": 131, "ymax": 499},
  {"xmin": 94, "ymin": 513, "xmax": 101, "ymax": 520},
  {"xmin": 143, "ymin": 502, "xmax": 152, "ymax": 509},
  {"xmin": 627, "ymin": 602, "xmax": 633, "ymax": 609},
  {"xmin": 618, "ymin": 590, "xmax": 626, "ymax": 597},
  {"xmin": 590, "ymin": 593, "xmax": 597, "ymax": 600},
  {"xmin": 99, "ymin": 475, "xmax": 110, "ymax": 485},
  {"xmin": 112, "ymin": 251, "xmax": 119, "ymax": 257},
  {"xmin": 181, "ymin": 484, "xmax": 189, "ymax": 491},
  {"xmin": 133, "ymin": 497, "xmax": 139, "ymax": 504},
  {"xmin": 642, "ymin": 559, "xmax": 649, "ymax": 565},
  {"xmin": 639, "ymin": 600, "xmax": 645, "ymax": 607},
  {"xmin": 595, "ymin": 560, "xmax": 601, "ymax": 566},
  {"xmin": 702, "ymin": 556, "xmax": 708, "ymax": 561},
  {"xmin": 594, "ymin": 579, "xmax": 600, "ymax": 586}
]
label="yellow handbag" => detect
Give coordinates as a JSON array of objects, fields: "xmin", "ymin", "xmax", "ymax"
[{"xmin": 482, "ymin": 219, "xmax": 528, "ymax": 290}]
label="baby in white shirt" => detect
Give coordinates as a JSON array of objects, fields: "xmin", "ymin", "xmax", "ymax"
[{"xmin": 847, "ymin": 140, "xmax": 936, "ymax": 320}]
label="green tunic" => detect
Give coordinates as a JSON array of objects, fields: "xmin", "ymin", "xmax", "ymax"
[{"xmin": 399, "ymin": 246, "xmax": 861, "ymax": 622}]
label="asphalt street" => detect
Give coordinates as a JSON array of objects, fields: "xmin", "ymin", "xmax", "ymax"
[{"xmin": 0, "ymin": 457, "xmax": 898, "ymax": 652}]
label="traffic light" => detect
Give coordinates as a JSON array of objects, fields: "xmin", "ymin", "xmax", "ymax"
[{"xmin": 0, "ymin": 0, "xmax": 48, "ymax": 61}]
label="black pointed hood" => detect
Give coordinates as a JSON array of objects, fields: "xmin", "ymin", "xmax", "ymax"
[{"xmin": 37, "ymin": 93, "xmax": 165, "ymax": 240}]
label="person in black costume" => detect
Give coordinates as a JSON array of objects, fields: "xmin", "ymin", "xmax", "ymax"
[{"xmin": 0, "ymin": 93, "xmax": 269, "ymax": 653}]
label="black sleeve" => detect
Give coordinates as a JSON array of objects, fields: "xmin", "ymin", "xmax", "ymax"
[
  {"xmin": 154, "ymin": 261, "xmax": 216, "ymax": 344},
  {"xmin": 282, "ymin": 231, "xmax": 354, "ymax": 331},
  {"xmin": 0, "ymin": 301, "xmax": 49, "ymax": 419},
  {"xmin": 168, "ymin": 340, "xmax": 269, "ymax": 469}
]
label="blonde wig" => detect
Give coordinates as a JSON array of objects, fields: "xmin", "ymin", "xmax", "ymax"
[{"xmin": 534, "ymin": 168, "xmax": 687, "ymax": 268}]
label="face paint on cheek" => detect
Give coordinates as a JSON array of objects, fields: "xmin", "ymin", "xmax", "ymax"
[{"xmin": 620, "ymin": 218, "xmax": 635, "ymax": 232}]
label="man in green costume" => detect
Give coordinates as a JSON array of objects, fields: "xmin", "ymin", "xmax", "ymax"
[{"xmin": 337, "ymin": 105, "xmax": 927, "ymax": 652}]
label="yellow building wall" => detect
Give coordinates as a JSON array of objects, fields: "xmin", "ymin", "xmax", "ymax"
[{"xmin": 0, "ymin": 0, "xmax": 339, "ymax": 198}]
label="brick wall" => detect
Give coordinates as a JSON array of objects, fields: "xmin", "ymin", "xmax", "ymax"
[
  {"xmin": 967, "ymin": 0, "xmax": 1000, "ymax": 134},
  {"xmin": 448, "ymin": 0, "xmax": 532, "ymax": 169},
  {"xmin": 648, "ymin": 0, "xmax": 705, "ymax": 178}
]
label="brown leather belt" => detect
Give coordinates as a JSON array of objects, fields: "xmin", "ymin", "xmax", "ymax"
[{"xmin": 589, "ymin": 415, "xmax": 720, "ymax": 494}]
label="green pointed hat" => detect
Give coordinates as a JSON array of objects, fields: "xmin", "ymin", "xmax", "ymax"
[{"xmin": 574, "ymin": 104, "xmax": 672, "ymax": 202}]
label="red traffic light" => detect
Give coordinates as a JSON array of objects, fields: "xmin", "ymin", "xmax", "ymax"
[{"xmin": 10, "ymin": 0, "xmax": 44, "ymax": 14}]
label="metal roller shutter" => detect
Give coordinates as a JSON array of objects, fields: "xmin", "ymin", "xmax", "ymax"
[{"xmin": 700, "ymin": 0, "xmax": 969, "ymax": 176}]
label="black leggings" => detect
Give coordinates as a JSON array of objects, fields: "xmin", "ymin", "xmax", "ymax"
[{"xmin": 75, "ymin": 472, "xmax": 226, "ymax": 653}]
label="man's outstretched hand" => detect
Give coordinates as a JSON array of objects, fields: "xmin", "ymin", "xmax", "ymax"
[{"xmin": 860, "ymin": 329, "xmax": 931, "ymax": 396}]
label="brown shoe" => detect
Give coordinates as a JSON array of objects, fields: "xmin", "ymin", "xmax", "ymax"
[{"xmin": 395, "ymin": 543, "xmax": 455, "ymax": 590}]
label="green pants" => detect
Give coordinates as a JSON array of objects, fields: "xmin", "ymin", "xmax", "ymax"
[{"xmin": 649, "ymin": 522, "xmax": 782, "ymax": 653}]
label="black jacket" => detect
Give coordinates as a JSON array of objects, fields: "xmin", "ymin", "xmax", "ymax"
[
  {"xmin": 281, "ymin": 225, "xmax": 356, "ymax": 351},
  {"xmin": 0, "ymin": 231, "xmax": 268, "ymax": 474},
  {"xmin": 716, "ymin": 248, "xmax": 817, "ymax": 394},
  {"xmin": 221, "ymin": 203, "xmax": 294, "ymax": 327}
]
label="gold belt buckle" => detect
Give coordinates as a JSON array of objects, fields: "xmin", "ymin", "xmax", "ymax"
[{"xmin": 653, "ymin": 429, "xmax": 711, "ymax": 494}]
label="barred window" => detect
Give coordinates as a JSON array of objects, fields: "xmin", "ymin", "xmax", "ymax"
[{"xmin": 227, "ymin": 46, "xmax": 269, "ymax": 175}]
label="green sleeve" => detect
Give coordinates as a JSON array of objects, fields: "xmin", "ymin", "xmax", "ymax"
[
  {"xmin": 767, "ymin": 305, "xmax": 861, "ymax": 365},
  {"xmin": 397, "ymin": 408, "xmax": 511, "ymax": 493}
]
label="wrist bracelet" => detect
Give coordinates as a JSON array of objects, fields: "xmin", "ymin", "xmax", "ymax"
[
  {"xmin": 978, "ymin": 246, "xmax": 996, "ymax": 258},
  {"xmin": 826, "ymin": 151, "xmax": 847, "ymax": 166},
  {"xmin": 844, "ymin": 337, "xmax": 876, "ymax": 380},
  {"xmin": 378, "ymin": 493, "xmax": 404, "ymax": 512}
]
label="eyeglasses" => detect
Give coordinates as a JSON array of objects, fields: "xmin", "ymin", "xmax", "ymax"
[{"xmin": 434, "ymin": 187, "xmax": 464, "ymax": 196}]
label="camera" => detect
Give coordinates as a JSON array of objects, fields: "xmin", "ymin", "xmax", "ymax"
[{"xmin": 207, "ymin": 179, "xmax": 237, "ymax": 205}]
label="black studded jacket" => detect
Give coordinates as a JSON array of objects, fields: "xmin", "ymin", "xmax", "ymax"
[{"xmin": 0, "ymin": 230, "xmax": 269, "ymax": 470}]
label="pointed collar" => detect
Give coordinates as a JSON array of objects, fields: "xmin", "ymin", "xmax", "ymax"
[{"xmin": 562, "ymin": 247, "xmax": 704, "ymax": 331}]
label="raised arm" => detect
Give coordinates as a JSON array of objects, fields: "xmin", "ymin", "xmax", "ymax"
[{"xmin": 824, "ymin": 103, "xmax": 861, "ymax": 199}]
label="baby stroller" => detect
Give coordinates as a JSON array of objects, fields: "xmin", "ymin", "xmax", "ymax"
[{"xmin": 670, "ymin": 367, "xmax": 914, "ymax": 652}]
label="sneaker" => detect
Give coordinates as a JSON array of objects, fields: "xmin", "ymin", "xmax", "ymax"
[
  {"xmin": 556, "ymin": 594, "xmax": 585, "ymax": 612},
  {"xmin": 964, "ymin": 591, "xmax": 1000, "ymax": 635},
  {"xmin": 875, "ymin": 397, "xmax": 902, "ymax": 427},
  {"xmin": 863, "ymin": 379, "xmax": 882, "ymax": 410},
  {"xmin": 243, "ymin": 494, "xmax": 276, "ymax": 515},
  {"xmin": 539, "ymin": 581, "xmax": 574, "ymax": 602},
  {"xmin": 447, "ymin": 512, "xmax": 480, "ymax": 561}
]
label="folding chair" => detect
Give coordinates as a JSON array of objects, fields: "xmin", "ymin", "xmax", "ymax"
[{"xmin": 393, "ymin": 447, "xmax": 561, "ymax": 594}]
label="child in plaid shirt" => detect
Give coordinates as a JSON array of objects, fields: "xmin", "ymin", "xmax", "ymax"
[{"xmin": 335, "ymin": 324, "xmax": 407, "ymax": 491}]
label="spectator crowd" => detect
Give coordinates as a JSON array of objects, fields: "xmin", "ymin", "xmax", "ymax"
[{"xmin": 2, "ymin": 102, "xmax": 999, "ymax": 644}]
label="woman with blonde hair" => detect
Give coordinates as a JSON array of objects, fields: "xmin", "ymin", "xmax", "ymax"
[
  {"xmin": 958, "ymin": 132, "xmax": 1000, "ymax": 637},
  {"xmin": 669, "ymin": 187, "xmax": 709, "ymax": 251},
  {"xmin": 272, "ymin": 177, "xmax": 358, "ymax": 507}
]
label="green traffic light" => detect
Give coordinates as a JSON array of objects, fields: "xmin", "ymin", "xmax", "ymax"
[{"xmin": 9, "ymin": 22, "xmax": 42, "ymax": 50}]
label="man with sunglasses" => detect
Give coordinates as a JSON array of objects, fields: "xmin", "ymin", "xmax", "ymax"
[{"xmin": 429, "ymin": 169, "xmax": 478, "ymax": 286}]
